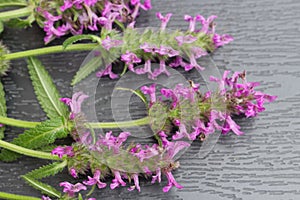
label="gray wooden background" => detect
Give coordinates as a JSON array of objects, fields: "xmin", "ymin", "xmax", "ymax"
[{"xmin": 0, "ymin": 0, "xmax": 298, "ymax": 199}]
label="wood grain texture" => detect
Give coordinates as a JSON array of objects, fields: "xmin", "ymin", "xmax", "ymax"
[{"xmin": 0, "ymin": 0, "xmax": 299, "ymax": 199}]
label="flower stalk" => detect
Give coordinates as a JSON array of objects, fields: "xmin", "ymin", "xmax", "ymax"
[
  {"xmin": 0, "ymin": 6, "xmax": 32, "ymax": 21},
  {"xmin": 0, "ymin": 139, "xmax": 60, "ymax": 160},
  {"xmin": 0, "ymin": 191, "xmax": 41, "ymax": 200}
]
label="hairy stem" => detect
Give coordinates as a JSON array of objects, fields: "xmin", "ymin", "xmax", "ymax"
[
  {"xmin": 0, "ymin": 140, "xmax": 60, "ymax": 160},
  {"xmin": 0, "ymin": 192, "xmax": 40, "ymax": 200},
  {"xmin": 3, "ymin": 43, "xmax": 99, "ymax": 61},
  {"xmin": 0, "ymin": 6, "xmax": 32, "ymax": 20},
  {"xmin": 0, "ymin": 115, "xmax": 150, "ymax": 129}
]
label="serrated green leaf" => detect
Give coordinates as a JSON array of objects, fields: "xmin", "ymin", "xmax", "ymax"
[
  {"xmin": 0, "ymin": 117, "xmax": 68, "ymax": 162},
  {"xmin": 115, "ymin": 87, "xmax": 148, "ymax": 106},
  {"xmin": 27, "ymin": 57, "xmax": 68, "ymax": 119},
  {"xmin": 25, "ymin": 161, "xmax": 67, "ymax": 180},
  {"xmin": 22, "ymin": 175, "xmax": 61, "ymax": 198},
  {"xmin": 0, "ymin": 80, "xmax": 6, "ymax": 139},
  {"xmin": 0, "ymin": 0, "xmax": 27, "ymax": 8},
  {"xmin": 71, "ymin": 56, "xmax": 103, "ymax": 85},
  {"xmin": 63, "ymin": 34, "xmax": 101, "ymax": 50}
]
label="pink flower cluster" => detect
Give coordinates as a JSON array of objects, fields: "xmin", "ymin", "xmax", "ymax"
[{"xmin": 37, "ymin": 0, "xmax": 152, "ymax": 43}]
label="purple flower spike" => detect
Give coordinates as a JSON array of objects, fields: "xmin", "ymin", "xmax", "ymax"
[
  {"xmin": 102, "ymin": 36, "xmax": 123, "ymax": 50},
  {"xmin": 110, "ymin": 171, "xmax": 126, "ymax": 189},
  {"xmin": 175, "ymin": 35, "xmax": 197, "ymax": 46},
  {"xmin": 156, "ymin": 12, "xmax": 172, "ymax": 30},
  {"xmin": 60, "ymin": 92, "xmax": 89, "ymax": 119},
  {"xmin": 59, "ymin": 182, "xmax": 87, "ymax": 197},
  {"xmin": 141, "ymin": 84, "xmax": 156, "ymax": 105},
  {"xmin": 96, "ymin": 64, "xmax": 119, "ymax": 79},
  {"xmin": 51, "ymin": 146, "xmax": 74, "ymax": 158},
  {"xmin": 162, "ymin": 171, "xmax": 183, "ymax": 192},
  {"xmin": 83, "ymin": 170, "xmax": 107, "ymax": 189}
]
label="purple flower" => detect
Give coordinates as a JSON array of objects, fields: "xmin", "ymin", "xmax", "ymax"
[
  {"xmin": 102, "ymin": 36, "xmax": 123, "ymax": 50},
  {"xmin": 172, "ymin": 123, "xmax": 199, "ymax": 140},
  {"xmin": 0, "ymin": 124, "xmax": 3, "ymax": 127},
  {"xmin": 155, "ymin": 46, "xmax": 180, "ymax": 57},
  {"xmin": 151, "ymin": 168, "xmax": 162, "ymax": 184},
  {"xmin": 60, "ymin": 0, "xmax": 73, "ymax": 12},
  {"xmin": 184, "ymin": 14, "xmax": 203, "ymax": 32},
  {"xmin": 59, "ymin": 182, "xmax": 87, "ymax": 197},
  {"xmin": 135, "ymin": 60, "xmax": 153, "ymax": 78},
  {"xmin": 156, "ymin": 12, "xmax": 172, "ymax": 30},
  {"xmin": 222, "ymin": 115, "xmax": 243, "ymax": 135},
  {"xmin": 60, "ymin": 92, "xmax": 89, "ymax": 119},
  {"xmin": 162, "ymin": 171, "xmax": 183, "ymax": 192},
  {"xmin": 83, "ymin": 170, "xmax": 107, "ymax": 189},
  {"xmin": 165, "ymin": 141, "xmax": 190, "ymax": 160},
  {"xmin": 169, "ymin": 56, "xmax": 183, "ymax": 68},
  {"xmin": 213, "ymin": 34, "xmax": 234, "ymax": 48},
  {"xmin": 140, "ymin": 43, "xmax": 158, "ymax": 54},
  {"xmin": 51, "ymin": 146, "xmax": 74, "ymax": 158},
  {"xmin": 42, "ymin": 196, "xmax": 52, "ymax": 200},
  {"xmin": 131, "ymin": 144, "xmax": 159, "ymax": 162},
  {"xmin": 69, "ymin": 168, "xmax": 78, "ymax": 178},
  {"xmin": 121, "ymin": 51, "xmax": 141, "ymax": 72},
  {"xmin": 96, "ymin": 64, "xmax": 119, "ymax": 79},
  {"xmin": 152, "ymin": 60, "xmax": 171, "ymax": 78},
  {"xmin": 198, "ymin": 15, "xmax": 218, "ymax": 34},
  {"xmin": 184, "ymin": 47, "xmax": 207, "ymax": 71},
  {"xmin": 175, "ymin": 35, "xmax": 197, "ymax": 46},
  {"xmin": 141, "ymin": 84, "xmax": 156, "ymax": 105},
  {"xmin": 110, "ymin": 171, "xmax": 126, "ymax": 189},
  {"xmin": 98, "ymin": 131, "xmax": 131, "ymax": 153},
  {"xmin": 128, "ymin": 174, "xmax": 141, "ymax": 192}
]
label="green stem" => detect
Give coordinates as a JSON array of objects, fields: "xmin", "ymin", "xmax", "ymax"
[
  {"xmin": 3, "ymin": 43, "xmax": 99, "ymax": 61},
  {"xmin": 0, "ymin": 2, "xmax": 28, "ymax": 8},
  {"xmin": 0, "ymin": 115, "xmax": 150, "ymax": 129},
  {"xmin": 0, "ymin": 115, "xmax": 39, "ymax": 128},
  {"xmin": 0, "ymin": 6, "xmax": 32, "ymax": 21},
  {"xmin": 0, "ymin": 140, "xmax": 60, "ymax": 160},
  {"xmin": 0, "ymin": 192, "xmax": 40, "ymax": 200},
  {"xmin": 87, "ymin": 116, "xmax": 150, "ymax": 128}
]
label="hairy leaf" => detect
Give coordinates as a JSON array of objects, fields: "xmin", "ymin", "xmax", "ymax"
[
  {"xmin": 71, "ymin": 56, "xmax": 103, "ymax": 85},
  {"xmin": 0, "ymin": 80, "xmax": 6, "ymax": 139},
  {"xmin": 25, "ymin": 161, "xmax": 67, "ymax": 180},
  {"xmin": 22, "ymin": 175, "xmax": 61, "ymax": 198},
  {"xmin": 27, "ymin": 57, "xmax": 68, "ymax": 119},
  {"xmin": 0, "ymin": 117, "xmax": 69, "ymax": 162},
  {"xmin": 63, "ymin": 34, "xmax": 101, "ymax": 49},
  {"xmin": 0, "ymin": 0, "xmax": 27, "ymax": 8}
]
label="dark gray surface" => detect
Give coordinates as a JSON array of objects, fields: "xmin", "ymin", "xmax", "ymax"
[{"xmin": 0, "ymin": 0, "xmax": 299, "ymax": 199}]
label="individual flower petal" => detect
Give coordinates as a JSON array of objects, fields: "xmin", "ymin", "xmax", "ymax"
[
  {"xmin": 156, "ymin": 12, "xmax": 172, "ymax": 30},
  {"xmin": 162, "ymin": 171, "xmax": 183, "ymax": 192},
  {"xmin": 83, "ymin": 170, "xmax": 107, "ymax": 189}
]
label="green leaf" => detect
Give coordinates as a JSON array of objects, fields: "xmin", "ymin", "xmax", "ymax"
[
  {"xmin": 22, "ymin": 175, "xmax": 61, "ymax": 198},
  {"xmin": 115, "ymin": 87, "xmax": 148, "ymax": 106},
  {"xmin": 0, "ymin": 117, "xmax": 69, "ymax": 162},
  {"xmin": 71, "ymin": 56, "xmax": 103, "ymax": 85},
  {"xmin": 27, "ymin": 57, "xmax": 68, "ymax": 119},
  {"xmin": 25, "ymin": 161, "xmax": 67, "ymax": 180},
  {"xmin": 63, "ymin": 34, "xmax": 101, "ymax": 50},
  {"xmin": 0, "ymin": 80, "xmax": 6, "ymax": 139},
  {"xmin": 0, "ymin": 0, "xmax": 27, "ymax": 8}
]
